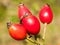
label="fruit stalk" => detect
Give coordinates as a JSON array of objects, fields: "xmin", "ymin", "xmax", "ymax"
[
  {"xmin": 43, "ymin": 23, "xmax": 47, "ymax": 40},
  {"xmin": 26, "ymin": 37, "xmax": 40, "ymax": 45}
]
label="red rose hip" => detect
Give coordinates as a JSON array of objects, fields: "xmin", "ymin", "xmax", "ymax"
[
  {"xmin": 18, "ymin": 3, "xmax": 32, "ymax": 18},
  {"xmin": 22, "ymin": 14, "xmax": 40, "ymax": 35},
  {"xmin": 8, "ymin": 23, "xmax": 27, "ymax": 40},
  {"xmin": 39, "ymin": 4, "xmax": 53, "ymax": 24}
]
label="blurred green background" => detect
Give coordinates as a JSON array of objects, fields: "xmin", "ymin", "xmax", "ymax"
[{"xmin": 0, "ymin": 0, "xmax": 60, "ymax": 45}]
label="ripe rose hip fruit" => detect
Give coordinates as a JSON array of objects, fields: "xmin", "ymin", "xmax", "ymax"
[
  {"xmin": 8, "ymin": 23, "xmax": 27, "ymax": 40},
  {"xmin": 18, "ymin": 3, "xmax": 32, "ymax": 18},
  {"xmin": 22, "ymin": 14, "xmax": 40, "ymax": 35},
  {"xmin": 39, "ymin": 4, "xmax": 53, "ymax": 24}
]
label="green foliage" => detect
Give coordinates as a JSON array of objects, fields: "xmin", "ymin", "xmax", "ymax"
[{"xmin": 10, "ymin": 15, "xmax": 19, "ymax": 23}]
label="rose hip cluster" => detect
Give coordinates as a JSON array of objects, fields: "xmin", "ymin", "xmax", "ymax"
[{"xmin": 7, "ymin": 3, "xmax": 53, "ymax": 40}]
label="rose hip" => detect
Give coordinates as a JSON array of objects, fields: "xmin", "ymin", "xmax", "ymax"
[
  {"xmin": 18, "ymin": 3, "xmax": 32, "ymax": 18},
  {"xmin": 39, "ymin": 4, "xmax": 53, "ymax": 24},
  {"xmin": 7, "ymin": 23, "xmax": 27, "ymax": 40},
  {"xmin": 21, "ymin": 14, "xmax": 40, "ymax": 35}
]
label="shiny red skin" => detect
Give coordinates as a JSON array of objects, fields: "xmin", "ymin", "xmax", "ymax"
[
  {"xmin": 39, "ymin": 4, "xmax": 53, "ymax": 24},
  {"xmin": 8, "ymin": 24, "xmax": 27, "ymax": 40},
  {"xmin": 18, "ymin": 3, "xmax": 32, "ymax": 18},
  {"xmin": 22, "ymin": 15, "xmax": 40, "ymax": 35}
]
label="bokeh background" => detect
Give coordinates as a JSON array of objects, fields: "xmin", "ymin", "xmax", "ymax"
[{"xmin": 0, "ymin": 0, "xmax": 60, "ymax": 45}]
